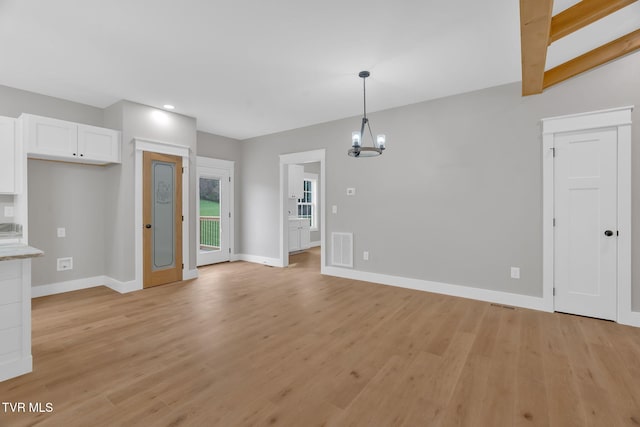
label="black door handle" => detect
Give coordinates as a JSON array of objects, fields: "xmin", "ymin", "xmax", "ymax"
[
  {"xmin": 604, "ymin": 230, "xmax": 613, "ymax": 236},
  {"xmin": 145, "ymin": 224, "xmax": 152, "ymax": 229}
]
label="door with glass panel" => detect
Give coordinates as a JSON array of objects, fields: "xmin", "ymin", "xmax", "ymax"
[
  {"xmin": 197, "ymin": 167, "xmax": 230, "ymax": 266},
  {"xmin": 143, "ymin": 152, "xmax": 183, "ymax": 288}
]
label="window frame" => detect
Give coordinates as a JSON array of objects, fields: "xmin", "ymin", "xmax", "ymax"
[{"xmin": 297, "ymin": 173, "xmax": 318, "ymax": 231}]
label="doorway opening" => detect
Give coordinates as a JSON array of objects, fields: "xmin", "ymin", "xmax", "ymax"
[{"xmin": 279, "ymin": 149, "xmax": 326, "ymax": 270}]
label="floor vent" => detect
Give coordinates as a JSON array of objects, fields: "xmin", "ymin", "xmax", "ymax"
[{"xmin": 331, "ymin": 232, "xmax": 353, "ymax": 268}]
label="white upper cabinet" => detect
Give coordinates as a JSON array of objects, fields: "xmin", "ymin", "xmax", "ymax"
[
  {"xmin": 288, "ymin": 164, "xmax": 304, "ymax": 199},
  {"xmin": 0, "ymin": 116, "xmax": 17, "ymax": 194},
  {"xmin": 23, "ymin": 114, "xmax": 120, "ymax": 165}
]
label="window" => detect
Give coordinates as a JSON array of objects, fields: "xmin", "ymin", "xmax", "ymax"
[{"xmin": 297, "ymin": 176, "xmax": 317, "ymax": 231}]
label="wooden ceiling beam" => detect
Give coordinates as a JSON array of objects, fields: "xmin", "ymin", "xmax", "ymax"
[
  {"xmin": 543, "ymin": 28, "xmax": 640, "ymax": 89},
  {"xmin": 520, "ymin": 0, "xmax": 554, "ymax": 95},
  {"xmin": 549, "ymin": 0, "xmax": 638, "ymax": 44}
]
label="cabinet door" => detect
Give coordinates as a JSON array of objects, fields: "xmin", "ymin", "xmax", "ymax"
[
  {"xmin": 0, "ymin": 117, "xmax": 16, "ymax": 194},
  {"xmin": 288, "ymin": 222, "xmax": 300, "ymax": 252},
  {"xmin": 27, "ymin": 115, "xmax": 78, "ymax": 158},
  {"xmin": 287, "ymin": 165, "xmax": 304, "ymax": 199},
  {"xmin": 78, "ymin": 124, "xmax": 121, "ymax": 163},
  {"xmin": 299, "ymin": 222, "xmax": 310, "ymax": 250}
]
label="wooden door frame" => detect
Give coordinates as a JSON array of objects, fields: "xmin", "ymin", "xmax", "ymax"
[
  {"xmin": 541, "ymin": 106, "xmax": 635, "ymax": 326},
  {"xmin": 134, "ymin": 138, "xmax": 191, "ymax": 291},
  {"xmin": 143, "ymin": 151, "xmax": 183, "ymax": 287}
]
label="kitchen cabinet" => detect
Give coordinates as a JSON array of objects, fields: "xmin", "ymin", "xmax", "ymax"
[
  {"xmin": 23, "ymin": 114, "xmax": 121, "ymax": 165},
  {"xmin": 0, "ymin": 246, "xmax": 43, "ymax": 382},
  {"xmin": 288, "ymin": 218, "xmax": 310, "ymax": 252},
  {"xmin": 0, "ymin": 117, "xmax": 17, "ymax": 194},
  {"xmin": 287, "ymin": 164, "xmax": 304, "ymax": 199}
]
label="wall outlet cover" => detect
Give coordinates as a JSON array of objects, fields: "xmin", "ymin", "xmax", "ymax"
[
  {"xmin": 332, "ymin": 205, "xmax": 337, "ymax": 214},
  {"xmin": 510, "ymin": 267, "xmax": 520, "ymax": 279},
  {"xmin": 346, "ymin": 188, "xmax": 356, "ymax": 196},
  {"xmin": 3, "ymin": 206, "xmax": 14, "ymax": 217},
  {"xmin": 57, "ymin": 257, "xmax": 73, "ymax": 271},
  {"xmin": 57, "ymin": 227, "xmax": 66, "ymax": 238}
]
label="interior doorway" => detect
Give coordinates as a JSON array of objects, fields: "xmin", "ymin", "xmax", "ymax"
[
  {"xmin": 279, "ymin": 149, "xmax": 326, "ymax": 269},
  {"xmin": 142, "ymin": 151, "xmax": 183, "ymax": 288},
  {"xmin": 196, "ymin": 157, "xmax": 234, "ymax": 266}
]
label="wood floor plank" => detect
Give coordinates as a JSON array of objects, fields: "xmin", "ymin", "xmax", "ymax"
[{"xmin": 1, "ymin": 247, "xmax": 640, "ymax": 426}]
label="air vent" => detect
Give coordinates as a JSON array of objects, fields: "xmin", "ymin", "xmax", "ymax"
[{"xmin": 331, "ymin": 232, "xmax": 353, "ymax": 268}]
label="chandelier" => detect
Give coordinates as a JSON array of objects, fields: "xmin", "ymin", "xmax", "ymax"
[{"xmin": 348, "ymin": 71, "xmax": 386, "ymax": 157}]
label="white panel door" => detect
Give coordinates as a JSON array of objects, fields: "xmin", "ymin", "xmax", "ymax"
[
  {"xmin": 27, "ymin": 115, "xmax": 78, "ymax": 157},
  {"xmin": 554, "ymin": 128, "xmax": 617, "ymax": 320},
  {"xmin": 77, "ymin": 124, "xmax": 121, "ymax": 163}
]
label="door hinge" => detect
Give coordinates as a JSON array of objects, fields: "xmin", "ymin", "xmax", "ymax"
[
  {"xmin": 229, "ymin": 212, "xmax": 231, "ymax": 218},
  {"xmin": 617, "ymin": 230, "xmax": 619, "ymax": 236},
  {"xmin": 553, "ymin": 288, "xmax": 555, "ymax": 296},
  {"xmin": 229, "ymin": 176, "xmax": 231, "ymax": 182},
  {"xmin": 182, "ymin": 167, "xmax": 185, "ymax": 173},
  {"xmin": 182, "ymin": 215, "xmax": 184, "ymax": 221},
  {"xmin": 229, "ymin": 248, "xmax": 231, "ymax": 254},
  {"xmin": 551, "ymin": 147, "xmax": 556, "ymax": 157},
  {"xmin": 182, "ymin": 263, "xmax": 184, "ymax": 269},
  {"xmin": 553, "ymin": 218, "xmax": 556, "ymax": 227}
]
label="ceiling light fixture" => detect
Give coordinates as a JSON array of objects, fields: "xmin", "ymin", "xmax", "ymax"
[
  {"xmin": 163, "ymin": 104, "xmax": 175, "ymax": 110},
  {"xmin": 348, "ymin": 71, "xmax": 386, "ymax": 158}
]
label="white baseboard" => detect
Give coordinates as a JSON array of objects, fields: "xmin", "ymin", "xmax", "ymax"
[
  {"xmin": 183, "ymin": 269, "xmax": 198, "ymax": 280},
  {"xmin": 309, "ymin": 241, "xmax": 321, "ymax": 248},
  {"xmin": 104, "ymin": 277, "xmax": 140, "ymax": 294},
  {"xmin": 235, "ymin": 254, "xmax": 283, "ymax": 267},
  {"xmin": 322, "ymin": 266, "xmax": 552, "ymax": 313},
  {"xmin": 0, "ymin": 355, "xmax": 32, "ymax": 382},
  {"xmin": 32, "ymin": 276, "xmax": 106, "ymax": 298},
  {"xmin": 619, "ymin": 310, "xmax": 640, "ymax": 328}
]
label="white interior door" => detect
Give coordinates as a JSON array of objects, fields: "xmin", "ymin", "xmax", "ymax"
[
  {"xmin": 197, "ymin": 167, "xmax": 230, "ymax": 266},
  {"xmin": 554, "ymin": 128, "xmax": 618, "ymax": 320}
]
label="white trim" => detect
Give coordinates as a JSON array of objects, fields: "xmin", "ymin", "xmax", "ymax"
[
  {"xmin": 323, "ymin": 266, "xmax": 550, "ymax": 312},
  {"xmin": 183, "ymin": 269, "xmax": 198, "ymax": 280},
  {"xmin": 235, "ymin": 254, "xmax": 283, "ymax": 267},
  {"xmin": 542, "ymin": 106, "xmax": 636, "ymax": 326},
  {"xmin": 0, "ymin": 356, "xmax": 32, "ymax": 382},
  {"xmin": 279, "ymin": 150, "xmax": 326, "ymax": 269},
  {"xmin": 104, "ymin": 277, "xmax": 139, "ymax": 294},
  {"xmin": 196, "ymin": 157, "xmax": 234, "ymax": 169},
  {"xmin": 309, "ymin": 241, "xmax": 321, "ymax": 248},
  {"xmin": 541, "ymin": 106, "xmax": 633, "ymax": 134},
  {"xmin": 134, "ymin": 138, "xmax": 190, "ymax": 290},
  {"xmin": 31, "ymin": 275, "xmax": 107, "ymax": 298}
]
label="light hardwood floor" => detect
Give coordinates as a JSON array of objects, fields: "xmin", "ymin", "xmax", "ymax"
[{"xmin": 1, "ymin": 247, "xmax": 640, "ymax": 426}]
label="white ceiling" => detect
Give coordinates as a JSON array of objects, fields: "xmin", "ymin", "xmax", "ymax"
[{"xmin": 0, "ymin": 0, "xmax": 638, "ymax": 139}]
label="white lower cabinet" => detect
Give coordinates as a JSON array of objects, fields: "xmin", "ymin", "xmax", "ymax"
[
  {"xmin": 288, "ymin": 218, "xmax": 310, "ymax": 252},
  {"xmin": 0, "ymin": 259, "xmax": 32, "ymax": 382}
]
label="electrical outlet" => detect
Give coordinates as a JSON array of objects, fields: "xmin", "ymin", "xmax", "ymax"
[
  {"xmin": 363, "ymin": 251, "xmax": 369, "ymax": 261},
  {"xmin": 57, "ymin": 257, "xmax": 73, "ymax": 271},
  {"xmin": 4, "ymin": 206, "xmax": 14, "ymax": 217},
  {"xmin": 57, "ymin": 227, "xmax": 66, "ymax": 238},
  {"xmin": 510, "ymin": 267, "xmax": 520, "ymax": 279},
  {"xmin": 332, "ymin": 205, "xmax": 338, "ymax": 214},
  {"xmin": 346, "ymin": 188, "xmax": 356, "ymax": 196}
]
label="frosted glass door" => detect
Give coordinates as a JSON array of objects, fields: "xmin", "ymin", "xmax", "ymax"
[{"xmin": 153, "ymin": 161, "xmax": 176, "ymax": 270}]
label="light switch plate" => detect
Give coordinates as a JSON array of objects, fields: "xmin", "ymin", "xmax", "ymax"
[
  {"xmin": 3, "ymin": 206, "xmax": 14, "ymax": 217},
  {"xmin": 510, "ymin": 267, "xmax": 520, "ymax": 279},
  {"xmin": 332, "ymin": 205, "xmax": 338, "ymax": 214},
  {"xmin": 57, "ymin": 227, "xmax": 66, "ymax": 238}
]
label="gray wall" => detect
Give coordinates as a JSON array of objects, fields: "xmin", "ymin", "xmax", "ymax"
[
  {"xmin": 0, "ymin": 84, "xmax": 107, "ymax": 286},
  {"xmin": 197, "ymin": 131, "xmax": 243, "ymax": 255},
  {"xmin": 240, "ymin": 52, "xmax": 640, "ymax": 309},
  {"xmin": 28, "ymin": 160, "xmax": 106, "ymax": 285}
]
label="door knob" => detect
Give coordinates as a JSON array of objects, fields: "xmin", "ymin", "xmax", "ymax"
[
  {"xmin": 604, "ymin": 230, "xmax": 613, "ymax": 236},
  {"xmin": 145, "ymin": 224, "xmax": 152, "ymax": 229}
]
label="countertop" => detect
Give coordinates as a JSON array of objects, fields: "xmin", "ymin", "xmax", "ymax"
[{"xmin": 0, "ymin": 244, "xmax": 44, "ymax": 261}]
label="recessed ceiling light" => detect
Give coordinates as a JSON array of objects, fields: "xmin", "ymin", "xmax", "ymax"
[{"xmin": 163, "ymin": 104, "xmax": 175, "ymax": 110}]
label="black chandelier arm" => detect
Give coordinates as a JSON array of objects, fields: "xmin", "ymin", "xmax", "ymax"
[
  {"xmin": 362, "ymin": 76, "xmax": 367, "ymax": 119},
  {"xmin": 366, "ymin": 120, "xmax": 375, "ymax": 146}
]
